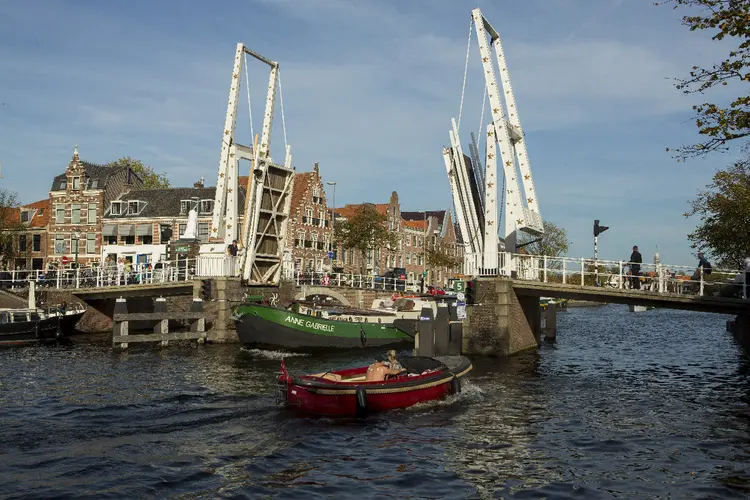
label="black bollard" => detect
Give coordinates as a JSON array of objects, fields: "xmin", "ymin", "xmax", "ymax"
[
  {"xmin": 434, "ymin": 302, "xmax": 450, "ymax": 356},
  {"xmin": 417, "ymin": 306, "xmax": 435, "ymax": 357},
  {"xmin": 448, "ymin": 304, "xmax": 463, "ymax": 355}
]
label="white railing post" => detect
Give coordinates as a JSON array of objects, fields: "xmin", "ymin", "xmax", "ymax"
[
  {"xmin": 56, "ymin": 269, "xmax": 61, "ymax": 289},
  {"xmin": 337, "ymin": 273, "xmax": 342, "ymax": 287},
  {"xmin": 543, "ymin": 255, "xmax": 548, "ymax": 283},
  {"xmin": 11, "ymin": 269, "xmax": 16, "ymax": 287},
  {"xmin": 562, "ymin": 259, "xmax": 566, "ymax": 284},
  {"xmin": 76, "ymin": 267, "xmax": 80, "ymax": 289},
  {"xmin": 580, "ymin": 258, "xmax": 585, "ymax": 287},
  {"xmin": 618, "ymin": 261, "xmax": 623, "ymax": 289},
  {"xmin": 699, "ymin": 266, "xmax": 704, "ymax": 296}
]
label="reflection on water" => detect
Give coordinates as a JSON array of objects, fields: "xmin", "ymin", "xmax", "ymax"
[{"xmin": 0, "ymin": 305, "xmax": 749, "ymax": 498}]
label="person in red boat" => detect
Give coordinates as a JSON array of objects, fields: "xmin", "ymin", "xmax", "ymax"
[{"xmin": 366, "ymin": 350, "xmax": 405, "ymax": 382}]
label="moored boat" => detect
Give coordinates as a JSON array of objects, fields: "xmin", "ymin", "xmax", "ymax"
[
  {"xmin": 0, "ymin": 309, "xmax": 64, "ymax": 346},
  {"xmin": 277, "ymin": 354, "xmax": 473, "ymax": 416},
  {"xmin": 234, "ymin": 303, "xmax": 414, "ymax": 350}
]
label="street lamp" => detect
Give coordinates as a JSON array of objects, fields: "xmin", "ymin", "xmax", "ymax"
[
  {"xmin": 326, "ymin": 181, "xmax": 336, "ymax": 264},
  {"xmin": 72, "ymin": 231, "xmax": 81, "ymax": 267}
]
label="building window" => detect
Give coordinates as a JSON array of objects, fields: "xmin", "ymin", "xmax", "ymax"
[
  {"xmin": 91, "ymin": 179, "xmax": 99, "ymax": 189},
  {"xmin": 406, "ymin": 253, "xmax": 411, "ymax": 265},
  {"xmin": 54, "ymin": 234, "xmax": 67, "ymax": 254},
  {"xmin": 305, "ymin": 208, "xmax": 313, "ymax": 224},
  {"xmin": 139, "ymin": 235, "xmax": 153, "ymax": 245},
  {"xmin": 294, "ymin": 258, "xmax": 302, "ymax": 271},
  {"xmin": 198, "ymin": 222, "xmax": 209, "ymax": 242},
  {"xmin": 18, "ymin": 234, "xmax": 26, "ymax": 252},
  {"xmin": 106, "ymin": 235, "xmax": 117, "ymax": 245},
  {"xmin": 55, "ymin": 206, "xmax": 65, "ymax": 224},
  {"xmin": 122, "ymin": 235, "xmax": 135, "ymax": 245},
  {"xmin": 20, "ymin": 210, "xmax": 31, "ymax": 223},
  {"xmin": 417, "ymin": 255, "xmax": 423, "ymax": 266},
  {"xmin": 324, "ymin": 234, "xmax": 330, "ymax": 251},
  {"xmin": 88, "ymin": 204, "xmax": 97, "ymax": 223},
  {"xmin": 128, "ymin": 201, "xmax": 140, "ymax": 215},
  {"xmin": 312, "ymin": 186, "xmax": 320, "ymax": 198},
  {"xmin": 86, "ymin": 233, "xmax": 96, "ymax": 254},
  {"xmin": 296, "ymin": 231, "xmax": 305, "ymax": 248},
  {"xmin": 181, "ymin": 200, "xmax": 198, "ymax": 214},
  {"xmin": 319, "ymin": 211, "xmax": 326, "ymax": 227},
  {"xmin": 310, "ymin": 232, "xmax": 318, "ymax": 250},
  {"xmin": 200, "ymin": 200, "xmax": 214, "ymax": 214},
  {"xmin": 32, "ymin": 234, "xmax": 41, "ymax": 252},
  {"xmin": 110, "ymin": 202, "xmax": 122, "ymax": 216},
  {"xmin": 59, "ymin": 180, "xmax": 67, "ymax": 190},
  {"xmin": 72, "ymin": 177, "xmax": 80, "ymax": 190},
  {"xmin": 178, "ymin": 224, "xmax": 187, "ymax": 237},
  {"xmin": 159, "ymin": 225, "xmax": 172, "ymax": 243},
  {"xmin": 71, "ymin": 205, "xmax": 81, "ymax": 224}
]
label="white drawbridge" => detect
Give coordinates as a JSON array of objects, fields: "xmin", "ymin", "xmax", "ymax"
[
  {"xmin": 444, "ymin": 8, "xmax": 543, "ymax": 276},
  {"xmin": 205, "ymin": 43, "xmax": 294, "ymax": 284}
]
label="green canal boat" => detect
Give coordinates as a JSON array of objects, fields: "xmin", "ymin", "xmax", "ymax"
[{"xmin": 233, "ymin": 303, "xmax": 414, "ymax": 350}]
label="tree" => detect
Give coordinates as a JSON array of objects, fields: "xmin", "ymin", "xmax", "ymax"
[
  {"xmin": 684, "ymin": 159, "xmax": 750, "ymax": 267},
  {"xmin": 334, "ymin": 204, "xmax": 397, "ymax": 274},
  {"xmin": 0, "ymin": 189, "xmax": 27, "ymax": 265},
  {"xmin": 425, "ymin": 245, "xmax": 462, "ymax": 269},
  {"xmin": 517, "ymin": 221, "xmax": 570, "ymax": 267},
  {"xmin": 658, "ymin": 0, "xmax": 750, "ymax": 157},
  {"xmin": 106, "ymin": 156, "xmax": 170, "ymax": 189}
]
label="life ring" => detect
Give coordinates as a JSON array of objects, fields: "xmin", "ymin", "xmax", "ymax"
[
  {"xmin": 321, "ymin": 275, "xmax": 331, "ymax": 286},
  {"xmin": 450, "ymin": 375, "xmax": 461, "ymax": 395},
  {"xmin": 355, "ymin": 386, "xmax": 368, "ymax": 417}
]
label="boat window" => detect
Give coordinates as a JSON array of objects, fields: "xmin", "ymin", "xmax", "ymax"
[
  {"xmin": 0, "ymin": 313, "xmax": 7, "ymax": 324},
  {"xmin": 13, "ymin": 313, "xmax": 28, "ymax": 322},
  {"xmin": 29, "ymin": 313, "xmax": 40, "ymax": 321}
]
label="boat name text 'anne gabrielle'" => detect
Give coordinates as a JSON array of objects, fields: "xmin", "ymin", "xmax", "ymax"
[{"xmin": 284, "ymin": 315, "xmax": 335, "ymax": 332}]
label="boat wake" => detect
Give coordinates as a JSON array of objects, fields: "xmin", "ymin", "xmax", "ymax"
[{"xmin": 240, "ymin": 347, "xmax": 310, "ymax": 359}]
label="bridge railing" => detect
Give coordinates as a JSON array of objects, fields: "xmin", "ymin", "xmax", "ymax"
[
  {"xmin": 0, "ymin": 258, "xmax": 198, "ymax": 290},
  {"xmin": 292, "ymin": 270, "xmax": 422, "ymax": 292},
  {"xmin": 499, "ymin": 252, "xmax": 748, "ymax": 299}
]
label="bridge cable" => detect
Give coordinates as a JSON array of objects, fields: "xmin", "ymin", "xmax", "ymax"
[
  {"xmin": 279, "ymin": 71, "xmax": 289, "ymax": 153},
  {"xmin": 477, "ymin": 85, "xmax": 487, "ymax": 169},
  {"xmin": 456, "ymin": 18, "xmax": 473, "ymax": 134},
  {"xmin": 243, "ymin": 52, "xmax": 255, "ymax": 141}
]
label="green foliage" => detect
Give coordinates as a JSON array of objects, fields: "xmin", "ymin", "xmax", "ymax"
[
  {"xmin": 657, "ymin": 0, "xmax": 750, "ymax": 157},
  {"xmin": 334, "ymin": 204, "xmax": 397, "ymax": 273},
  {"xmin": 684, "ymin": 159, "xmax": 750, "ymax": 267},
  {"xmin": 518, "ymin": 221, "xmax": 570, "ymax": 268},
  {"xmin": 106, "ymin": 156, "xmax": 171, "ymax": 189},
  {"xmin": 425, "ymin": 244, "xmax": 462, "ymax": 269},
  {"xmin": 0, "ymin": 189, "xmax": 26, "ymax": 263}
]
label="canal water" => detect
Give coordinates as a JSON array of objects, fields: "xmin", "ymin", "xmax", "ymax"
[{"xmin": 1, "ymin": 305, "xmax": 749, "ymax": 499}]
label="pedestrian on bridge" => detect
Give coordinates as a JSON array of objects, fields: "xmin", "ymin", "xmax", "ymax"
[{"xmin": 629, "ymin": 246, "xmax": 642, "ymax": 290}]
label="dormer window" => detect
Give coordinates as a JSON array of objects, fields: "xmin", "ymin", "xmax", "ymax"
[
  {"xmin": 59, "ymin": 181, "xmax": 67, "ymax": 190},
  {"xmin": 110, "ymin": 201, "xmax": 122, "ymax": 216},
  {"xmin": 91, "ymin": 179, "xmax": 99, "ymax": 189},
  {"xmin": 72, "ymin": 177, "xmax": 80, "ymax": 190},
  {"xmin": 180, "ymin": 199, "xmax": 198, "ymax": 215},
  {"xmin": 128, "ymin": 201, "xmax": 141, "ymax": 215},
  {"xmin": 200, "ymin": 199, "xmax": 214, "ymax": 214},
  {"xmin": 20, "ymin": 210, "xmax": 32, "ymax": 223}
]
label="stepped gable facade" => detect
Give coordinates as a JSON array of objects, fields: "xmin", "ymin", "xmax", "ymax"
[{"xmin": 286, "ymin": 163, "xmax": 333, "ymax": 273}]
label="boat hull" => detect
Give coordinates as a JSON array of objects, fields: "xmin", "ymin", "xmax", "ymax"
[
  {"xmin": 235, "ymin": 304, "xmax": 412, "ymax": 350},
  {"xmin": 0, "ymin": 317, "xmax": 63, "ymax": 346},
  {"xmin": 279, "ymin": 356, "xmax": 472, "ymax": 416}
]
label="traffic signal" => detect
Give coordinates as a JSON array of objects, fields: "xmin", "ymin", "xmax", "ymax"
[
  {"xmin": 466, "ymin": 278, "xmax": 477, "ymax": 304},
  {"xmin": 200, "ymin": 279, "xmax": 212, "ymax": 301},
  {"xmin": 594, "ymin": 220, "xmax": 609, "ymax": 237}
]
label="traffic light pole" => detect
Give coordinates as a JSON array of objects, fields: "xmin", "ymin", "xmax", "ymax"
[{"xmin": 594, "ymin": 235, "xmax": 599, "ymax": 286}]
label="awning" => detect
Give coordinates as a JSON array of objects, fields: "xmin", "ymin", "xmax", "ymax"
[
  {"xmin": 136, "ymin": 224, "xmax": 152, "ymax": 236},
  {"xmin": 102, "ymin": 224, "xmax": 117, "ymax": 237},
  {"xmin": 119, "ymin": 224, "xmax": 135, "ymax": 236}
]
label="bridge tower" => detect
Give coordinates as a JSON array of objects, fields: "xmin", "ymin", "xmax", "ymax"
[
  {"xmin": 444, "ymin": 8, "xmax": 544, "ymax": 276},
  {"xmin": 206, "ymin": 43, "xmax": 295, "ymax": 284}
]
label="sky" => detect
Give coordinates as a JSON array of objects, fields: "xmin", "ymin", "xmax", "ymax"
[{"xmin": 0, "ymin": 0, "xmax": 742, "ymax": 267}]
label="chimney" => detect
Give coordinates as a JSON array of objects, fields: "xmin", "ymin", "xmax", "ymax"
[{"xmin": 194, "ymin": 177, "xmax": 205, "ymax": 189}]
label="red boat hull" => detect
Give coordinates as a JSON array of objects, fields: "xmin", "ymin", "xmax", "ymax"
[{"xmin": 277, "ymin": 357, "xmax": 472, "ymax": 417}]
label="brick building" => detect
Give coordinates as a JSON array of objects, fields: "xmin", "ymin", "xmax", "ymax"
[
  {"xmin": 286, "ymin": 163, "xmax": 334, "ymax": 273},
  {"xmin": 14, "ymin": 199, "xmax": 50, "ymax": 270},
  {"xmin": 101, "ymin": 181, "xmax": 245, "ymax": 264},
  {"xmin": 47, "ymin": 147, "xmax": 143, "ymax": 267}
]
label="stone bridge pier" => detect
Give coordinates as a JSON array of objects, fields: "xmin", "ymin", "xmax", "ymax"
[{"xmin": 463, "ymin": 277, "xmax": 541, "ymax": 356}]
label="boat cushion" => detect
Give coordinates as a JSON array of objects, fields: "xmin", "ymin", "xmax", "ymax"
[{"xmin": 391, "ymin": 356, "xmax": 447, "ymax": 375}]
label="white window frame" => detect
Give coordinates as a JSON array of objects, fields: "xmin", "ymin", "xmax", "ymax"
[
  {"xmin": 87, "ymin": 203, "xmax": 97, "ymax": 223},
  {"xmin": 110, "ymin": 202, "xmax": 122, "ymax": 216},
  {"xmin": 128, "ymin": 201, "xmax": 140, "ymax": 215},
  {"xmin": 86, "ymin": 233, "xmax": 96, "ymax": 254},
  {"xmin": 71, "ymin": 204, "xmax": 81, "ymax": 224},
  {"xmin": 55, "ymin": 205, "xmax": 65, "ymax": 224}
]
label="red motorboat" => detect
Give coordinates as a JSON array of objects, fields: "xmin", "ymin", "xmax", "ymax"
[{"xmin": 276, "ymin": 355, "xmax": 473, "ymax": 417}]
